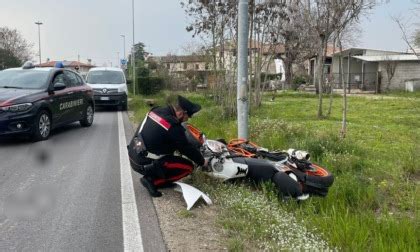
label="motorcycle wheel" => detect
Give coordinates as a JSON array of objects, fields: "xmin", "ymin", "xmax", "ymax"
[{"xmin": 304, "ymin": 163, "xmax": 334, "ymax": 189}]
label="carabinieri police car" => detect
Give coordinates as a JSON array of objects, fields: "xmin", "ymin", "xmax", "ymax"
[{"xmin": 0, "ymin": 62, "xmax": 95, "ymax": 141}]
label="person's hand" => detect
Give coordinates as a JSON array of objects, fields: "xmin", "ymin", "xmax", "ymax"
[
  {"xmin": 203, "ymin": 157, "xmax": 209, "ymax": 167},
  {"xmin": 201, "ymin": 157, "xmax": 211, "ymax": 172}
]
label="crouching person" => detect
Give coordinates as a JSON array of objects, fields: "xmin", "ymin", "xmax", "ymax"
[{"xmin": 128, "ymin": 95, "xmax": 207, "ymax": 197}]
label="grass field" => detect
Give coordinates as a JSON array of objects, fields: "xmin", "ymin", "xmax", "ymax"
[{"xmin": 129, "ymin": 91, "xmax": 419, "ymax": 251}]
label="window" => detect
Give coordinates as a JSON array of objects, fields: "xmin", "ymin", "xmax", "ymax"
[
  {"xmin": 53, "ymin": 72, "xmax": 66, "ymax": 85},
  {"xmin": 64, "ymin": 71, "xmax": 80, "ymax": 87},
  {"xmin": 195, "ymin": 64, "xmax": 199, "ymax": 70},
  {"xmin": 86, "ymin": 70, "xmax": 125, "ymax": 84},
  {"xmin": 183, "ymin": 62, "xmax": 187, "ymax": 70},
  {"xmin": 167, "ymin": 63, "xmax": 170, "ymax": 69},
  {"xmin": 0, "ymin": 70, "xmax": 49, "ymax": 89},
  {"xmin": 76, "ymin": 75, "xmax": 84, "ymax": 85}
]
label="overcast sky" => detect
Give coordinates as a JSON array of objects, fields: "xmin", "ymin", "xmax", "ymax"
[{"xmin": 0, "ymin": 0, "xmax": 418, "ymax": 66}]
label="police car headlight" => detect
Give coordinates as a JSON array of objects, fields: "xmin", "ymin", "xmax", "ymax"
[{"xmin": 0, "ymin": 103, "xmax": 33, "ymax": 112}]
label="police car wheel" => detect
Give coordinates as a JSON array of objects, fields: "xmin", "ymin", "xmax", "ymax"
[
  {"xmin": 80, "ymin": 104, "xmax": 94, "ymax": 127},
  {"xmin": 32, "ymin": 110, "xmax": 51, "ymax": 141}
]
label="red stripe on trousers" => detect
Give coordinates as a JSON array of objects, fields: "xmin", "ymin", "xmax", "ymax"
[
  {"xmin": 153, "ymin": 162, "xmax": 193, "ymax": 186},
  {"xmin": 163, "ymin": 162, "xmax": 193, "ymax": 170}
]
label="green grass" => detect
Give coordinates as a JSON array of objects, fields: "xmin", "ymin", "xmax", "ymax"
[
  {"xmin": 177, "ymin": 209, "xmax": 196, "ymax": 218},
  {"xmin": 129, "ymin": 90, "xmax": 420, "ymax": 251}
]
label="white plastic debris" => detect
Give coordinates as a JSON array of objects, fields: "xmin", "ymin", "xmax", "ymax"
[{"xmin": 174, "ymin": 182, "xmax": 212, "ymax": 210}]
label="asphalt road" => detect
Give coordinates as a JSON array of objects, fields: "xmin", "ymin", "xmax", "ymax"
[{"xmin": 0, "ymin": 110, "xmax": 166, "ymax": 251}]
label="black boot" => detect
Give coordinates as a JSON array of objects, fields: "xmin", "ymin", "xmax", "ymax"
[{"xmin": 140, "ymin": 176, "xmax": 162, "ymax": 197}]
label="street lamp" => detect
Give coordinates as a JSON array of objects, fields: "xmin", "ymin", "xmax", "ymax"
[
  {"xmin": 132, "ymin": 0, "xmax": 136, "ymax": 95},
  {"xmin": 35, "ymin": 21, "xmax": 43, "ymax": 64},
  {"xmin": 120, "ymin": 35, "xmax": 126, "ymax": 61}
]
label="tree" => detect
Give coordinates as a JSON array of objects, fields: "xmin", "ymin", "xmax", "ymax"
[
  {"xmin": 127, "ymin": 42, "xmax": 149, "ymax": 79},
  {"xmin": 0, "ymin": 48, "xmax": 21, "ymax": 70},
  {"xmin": 336, "ymin": 30, "xmax": 347, "ymax": 138},
  {"xmin": 133, "ymin": 42, "xmax": 147, "ymax": 61},
  {"xmin": 182, "ymin": 0, "xmax": 239, "ymax": 117},
  {"xmin": 269, "ymin": 1, "xmax": 318, "ymax": 90},
  {"xmin": 302, "ymin": 0, "xmax": 375, "ymax": 119},
  {"xmin": 393, "ymin": 1, "xmax": 420, "ymax": 59},
  {"xmin": 384, "ymin": 58, "xmax": 397, "ymax": 91},
  {"xmin": 0, "ymin": 27, "xmax": 33, "ymax": 63}
]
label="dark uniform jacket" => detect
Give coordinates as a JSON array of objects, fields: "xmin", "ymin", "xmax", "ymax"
[{"xmin": 138, "ymin": 106, "xmax": 204, "ymax": 166}]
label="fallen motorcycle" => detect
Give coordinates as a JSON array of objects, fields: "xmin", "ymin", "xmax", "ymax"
[
  {"xmin": 226, "ymin": 139, "xmax": 334, "ymax": 197},
  {"xmin": 184, "ymin": 123, "xmax": 334, "ymax": 200}
]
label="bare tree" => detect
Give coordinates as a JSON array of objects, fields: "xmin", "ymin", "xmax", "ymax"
[
  {"xmin": 384, "ymin": 58, "xmax": 397, "ymax": 91},
  {"xmin": 336, "ymin": 30, "xmax": 347, "ymax": 138},
  {"xmin": 326, "ymin": 23, "xmax": 361, "ymax": 117},
  {"xmin": 393, "ymin": 13, "xmax": 420, "ymax": 58},
  {"xmin": 0, "ymin": 27, "xmax": 33, "ymax": 63},
  {"xmin": 250, "ymin": 1, "xmax": 285, "ymax": 107},
  {"xmin": 182, "ymin": 0, "xmax": 238, "ymax": 117},
  {"xmin": 302, "ymin": 0, "xmax": 375, "ymax": 119}
]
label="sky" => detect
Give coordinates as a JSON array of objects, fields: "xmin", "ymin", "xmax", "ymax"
[{"xmin": 0, "ymin": 0, "xmax": 418, "ymax": 67}]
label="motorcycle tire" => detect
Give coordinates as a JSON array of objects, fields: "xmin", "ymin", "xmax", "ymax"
[
  {"xmin": 304, "ymin": 163, "xmax": 334, "ymax": 189},
  {"xmin": 272, "ymin": 172, "xmax": 303, "ymax": 198},
  {"xmin": 302, "ymin": 184, "xmax": 329, "ymax": 197},
  {"xmin": 288, "ymin": 163, "xmax": 334, "ymax": 189}
]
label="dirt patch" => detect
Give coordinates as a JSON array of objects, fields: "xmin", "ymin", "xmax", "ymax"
[{"xmin": 153, "ymin": 183, "xmax": 228, "ymax": 251}]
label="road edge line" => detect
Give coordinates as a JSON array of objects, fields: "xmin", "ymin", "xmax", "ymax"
[{"xmin": 118, "ymin": 111, "xmax": 144, "ymax": 252}]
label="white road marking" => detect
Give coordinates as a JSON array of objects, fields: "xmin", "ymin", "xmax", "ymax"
[{"xmin": 118, "ymin": 112, "xmax": 144, "ymax": 252}]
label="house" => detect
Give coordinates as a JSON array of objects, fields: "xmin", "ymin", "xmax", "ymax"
[
  {"xmin": 149, "ymin": 41, "xmax": 289, "ymax": 81},
  {"xmin": 147, "ymin": 54, "xmax": 211, "ymax": 89},
  {"xmin": 307, "ymin": 45, "xmax": 342, "ymax": 83},
  {"xmin": 149, "ymin": 54, "xmax": 210, "ymax": 75},
  {"xmin": 330, "ymin": 48, "xmax": 420, "ymax": 91},
  {"xmin": 36, "ymin": 60, "xmax": 95, "ymax": 77},
  {"xmin": 150, "ymin": 41, "xmax": 338, "ymax": 90}
]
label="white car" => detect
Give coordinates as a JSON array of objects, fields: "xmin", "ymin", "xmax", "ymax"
[{"xmin": 86, "ymin": 67, "xmax": 128, "ymax": 110}]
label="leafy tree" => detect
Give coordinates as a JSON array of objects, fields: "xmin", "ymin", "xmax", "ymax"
[
  {"xmin": 0, "ymin": 48, "xmax": 21, "ymax": 70},
  {"xmin": 127, "ymin": 42, "xmax": 150, "ymax": 80}
]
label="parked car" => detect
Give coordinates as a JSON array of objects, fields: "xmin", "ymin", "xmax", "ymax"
[
  {"xmin": 0, "ymin": 61, "xmax": 95, "ymax": 141},
  {"xmin": 85, "ymin": 67, "xmax": 128, "ymax": 110}
]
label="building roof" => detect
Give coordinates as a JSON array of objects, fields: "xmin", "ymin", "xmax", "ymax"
[
  {"xmin": 352, "ymin": 54, "xmax": 420, "ymax": 62},
  {"xmin": 89, "ymin": 67, "xmax": 123, "ymax": 72},
  {"xmin": 332, "ymin": 47, "xmax": 408, "ymax": 57},
  {"xmin": 149, "ymin": 55, "xmax": 209, "ymax": 63},
  {"xmin": 36, "ymin": 60, "xmax": 94, "ymax": 68}
]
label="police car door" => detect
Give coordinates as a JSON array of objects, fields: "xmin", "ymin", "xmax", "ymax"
[
  {"xmin": 49, "ymin": 71, "xmax": 73, "ymax": 125},
  {"xmin": 64, "ymin": 70, "xmax": 84, "ymax": 121}
]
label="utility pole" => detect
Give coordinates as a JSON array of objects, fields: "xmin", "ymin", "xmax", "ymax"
[
  {"xmin": 132, "ymin": 0, "xmax": 136, "ymax": 95},
  {"xmin": 35, "ymin": 21, "xmax": 43, "ymax": 65},
  {"xmin": 237, "ymin": 0, "xmax": 249, "ymax": 139}
]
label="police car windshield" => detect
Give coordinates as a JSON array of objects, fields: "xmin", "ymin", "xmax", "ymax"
[
  {"xmin": 0, "ymin": 70, "xmax": 49, "ymax": 89},
  {"xmin": 87, "ymin": 71, "xmax": 124, "ymax": 84}
]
